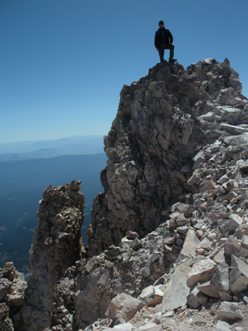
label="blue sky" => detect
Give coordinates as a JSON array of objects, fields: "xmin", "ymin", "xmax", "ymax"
[{"xmin": 0, "ymin": 0, "xmax": 247, "ymax": 143}]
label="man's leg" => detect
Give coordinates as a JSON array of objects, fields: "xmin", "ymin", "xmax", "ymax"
[
  {"xmin": 158, "ymin": 47, "xmax": 164, "ymax": 63},
  {"xmin": 169, "ymin": 44, "xmax": 175, "ymax": 62}
]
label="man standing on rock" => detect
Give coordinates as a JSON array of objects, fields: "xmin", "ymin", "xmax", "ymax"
[{"xmin": 154, "ymin": 20, "xmax": 175, "ymax": 64}]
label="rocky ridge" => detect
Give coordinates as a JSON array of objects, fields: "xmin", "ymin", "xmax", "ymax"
[{"xmin": 1, "ymin": 58, "xmax": 248, "ymax": 330}]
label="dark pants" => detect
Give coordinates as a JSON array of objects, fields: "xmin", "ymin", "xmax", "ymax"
[{"xmin": 158, "ymin": 44, "xmax": 175, "ymax": 63}]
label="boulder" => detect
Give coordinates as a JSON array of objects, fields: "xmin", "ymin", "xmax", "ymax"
[
  {"xmin": 187, "ymin": 257, "xmax": 216, "ymax": 288},
  {"xmin": 217, "ymin": 302, "xmax": 243, "ymax": 322},
  {"xmin": 211, "ymin": 263, "xmax": 230, "ymax": 293},
  {"xmin": 162, "ymin": 261, "xmax": 191, "ymax": 312},
  {"xmin": 230, "ymin": 255, "xmax": 248, "ymax": 294},
  {"xmin": 112, "ymin": 322, "xmax": 136, "ymax": 330},
  {"xmin": 180, "ymin": 228, "xmax": 200, "ymax": 258},
  {"xmin": 108, "ymin": 293, "xmax": 143, "ymax": 322},
  {"xmin": 138, "ymin": 285, "xmax": 164, "ymax": 307},
  {"xmin": 137, "ymin": 323, "xmax": 162, "ymax": 331},
  {"xmin": 214, "ymin": 320, "xmax": 231, "ymax": 331},
  {"xmin": 197, "ymin": 281, "xmax": 219, "ymax": 299}
]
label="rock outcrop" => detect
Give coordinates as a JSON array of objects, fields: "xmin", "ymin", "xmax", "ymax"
[
  {"xmin": 88, "ymin": 58, "xmax": 243, "ymax": 256},
  {"xmin": 21, "ymin": 181, "xmax": 84, "ymax": 331},
  {"xmin": 0, "ymin": 262, "xmax": 26, "ymax": 330}
]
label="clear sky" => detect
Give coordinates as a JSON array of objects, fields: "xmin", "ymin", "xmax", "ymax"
[{"xmin": 0, "ymin": 0, "xmax": 247, "ymax": 143}]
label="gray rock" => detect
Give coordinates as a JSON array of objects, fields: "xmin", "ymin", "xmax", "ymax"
[
  {"xmin": 0, "ymin": 278, "xmax": 11, "ymax": 301},
  {"xmin": 112, "ymin": 322, "xmax": 136, "ymax": 330},
  {"xmin": 180, "ymin": 228, "xmax": 200, "ymax": 258},
  {"xmin": 187, "ymin": 257, "xmax": 216, "ymax": 288},
  {"xmin": 137, "ymin": 323, "xmax": 162, "ymax": 331},
  {"xmin": 198, "ymin": 237, "xmax": 212, "ymax": 251},
  {"xmin": 162, "ymin": 261, "xmax": 191, "ymax": 312},
  {"xmin": 230, "ymin": 255, "xmax": 248, "ymax": 294},
  {"xmin": 138, "ymin": 285, "xmax": 164, "ymax": 307},
  {"xmin": 108, "ymin": 293, "xmax": 143, "ymax": 322},
  {"xmin": 220, "ymin": 123, "xmax": 248, "ymax": 135},
  {"xmin": 215, "ymin": 320, "xmax": 231, "ymax": 331},
  {"xmin": 197, "ymin": 281, "xmax": 220, "ymax": 299},
  {"xmin": 211, "ymin": 263, "xmax": 230, "ymax": 292},
  {"xmin": 187, "ymin": 288, "xmax": 203, "ymax": 309},
  {"xmin": 241, "ymin": 235, "xmax": 248, "ymax": 249},
  {"xmin": 229, "ymin": 214, "xmax": 243, "ymax": 227},
  {"xmin": 217, "ymin": 301, "xmax": 243, "ymax": 322}
]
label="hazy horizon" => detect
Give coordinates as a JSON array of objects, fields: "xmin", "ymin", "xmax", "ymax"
[{"xmin": 0, "ymin": 134, "xmax": 104, "ymax": 146}]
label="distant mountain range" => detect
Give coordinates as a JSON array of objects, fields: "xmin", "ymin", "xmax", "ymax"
[
  {"xmin": 0, "ymin": 135, "xmax": 104, "ymax": 161},
  {"xmin": 0, "ymin": 136, "xmax": 106, "ymax": 271}
]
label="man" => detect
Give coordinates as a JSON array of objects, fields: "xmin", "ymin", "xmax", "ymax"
[{"xmin": 154, "ymin": 20, "xmax": 175, "ymax": 64}]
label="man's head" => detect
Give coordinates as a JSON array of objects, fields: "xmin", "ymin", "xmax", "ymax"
[{"xmin": 159, "ymin": 20, "xmax": 164, "ymax": 28}]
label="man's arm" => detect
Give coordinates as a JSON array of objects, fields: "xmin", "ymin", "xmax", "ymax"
[
  {"xmin": 154, "ymin": 31, "xmax": 159, "ymax": 49},
  {"xmin": 168, "ymin": 30, "xmax": 173, "ymax": 44}
]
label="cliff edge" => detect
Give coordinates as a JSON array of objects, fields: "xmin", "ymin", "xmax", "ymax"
[{"xmin": 88, "ymin": 58, "xmax": 244, "ymax": 256}]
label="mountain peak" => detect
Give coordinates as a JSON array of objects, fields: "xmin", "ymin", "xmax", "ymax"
[{"xmin": 88, "ymin": 58, "xmax": 245, "ymax": 255}]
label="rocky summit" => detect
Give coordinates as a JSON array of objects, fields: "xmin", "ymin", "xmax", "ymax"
[{"xmin": 1, "ymin": 58, "xmax": 248, "ymax": 331}]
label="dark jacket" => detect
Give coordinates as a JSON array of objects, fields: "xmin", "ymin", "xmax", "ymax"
[{"xmin": 154, "ymin": 27, "xmax": 173, "ymax": 49}]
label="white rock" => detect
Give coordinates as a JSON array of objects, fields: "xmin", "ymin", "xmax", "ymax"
[
  {"xmin": 180, "ymin": 228, "xmax": 200, "ymax": 258},
  {"xmin": 241, "ymin": 235, "xmax": 248, "ymax": 249},
  {"xmin": 137, "ymin": 323, "xmax": 162, "ymax": 331},
  {"xmin": 215, "ymin": 320, "xmax": 231, "ymax": 330},
  {"xmin": 112, "ymin": 323, "xmax": 136, "ymax": 331}
]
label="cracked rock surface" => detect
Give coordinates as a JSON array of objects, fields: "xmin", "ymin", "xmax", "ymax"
[{"xmin": 88, "ymin": 58, "xmax": 243, "ymax": 256}]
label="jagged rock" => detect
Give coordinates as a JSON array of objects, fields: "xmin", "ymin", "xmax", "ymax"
[
  {"xmin": 138, "ymin": 285, "xmax": 164, "ymax": 307},
  {"xmin": 241, "ymin": 235, "xmax": 248, "ymax": 249},
  {"xmin": 72, "ymin": 221, "xmax": 179, "ymax": 329},
  {"xmin": 187, "ymin": 288, "xmax": 208, "ymax": 309},
  {"xmin": 217, "ymin": 302, "xmax": 243, "ymax": 322},
  {"xmin": 0, "ymin": 303, "xmax": 14, "ymax": 331},
  {"xmin": 180, "ymin": 228, "xmax": 200, "ymax": 258},
  {"xmin": 126, "ymin": 231, "xmax": 139, "ymax": 240},
  {"xmin": 104, "ymin": 322, "xmax": 136, "ymax": 330},
  {"xmin": 21, "ymin": 181, "xmax": 84, "ymax": 331},
  {"xmin": 230, "ymin": 255, "xmax": 248, "ymax": 294},
  {"xmin": 0, "ymin": 262, "xmax": 26, "ymax": 329},
  {"xmin": 220, "ymin": 123, "xmax": 248, "ymax": 135},
  {"xmin": 212, "ymin": 263, "xmax": 229, "ymax": 291},
  {"xmin": 215, "ymin": 320, "xmax": 231, "ymax": 331},
  {"xmin": 187, "ymin": 257, "xmax": 216, "ymax": 288},
  {"xmin": 224, "ymin": 238, "xmax": 248, "ymax": 263},
  {"xmin": 197, "ymin": 281, "xmax": 220, "ymax": 299},
  {"xmin": 198, "ymin": 237, "xmax": 212, "ymax": 251},
  {"xmin": 88, "ymin": 59, "xmax": 242, "ymax": 256},
  {"xmin": 137, "ymin": 323, "xmax": 162, "ymax": 331},
  {"xmin": 107, "ymin": 293, "xmax": 143, "ymax": 323},
  {"xmin": 0, "ymin": 279, "xmax": 11, "ymax": 301},
  {"xmin": 162, "ymin": 260, "xmax": 191, "ymax": 312}
]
